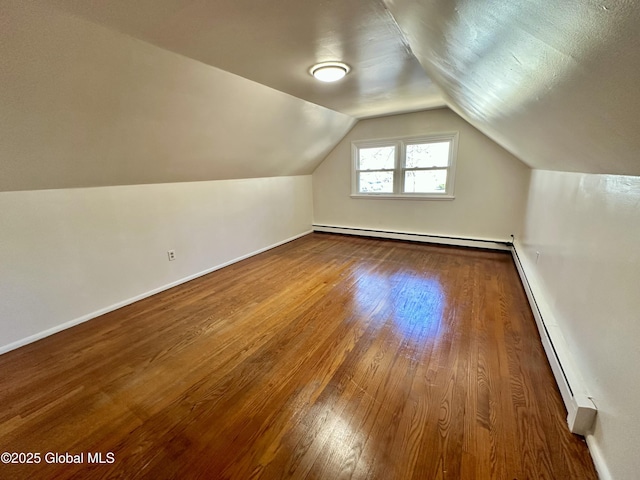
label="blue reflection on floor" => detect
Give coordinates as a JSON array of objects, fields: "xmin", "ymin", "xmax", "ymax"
[{"xmin": 354, "ymin": 268, "xmax": 445, "ymax": 341}]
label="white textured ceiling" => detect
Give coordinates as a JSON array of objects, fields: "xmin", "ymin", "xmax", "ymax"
[
  {"xmin": 44, "ymin": 0, "xmax": 446, "ymax": 118},
  {"xmin": 385, "ymin": 0, "xmax": 640, "ymax": 176}
]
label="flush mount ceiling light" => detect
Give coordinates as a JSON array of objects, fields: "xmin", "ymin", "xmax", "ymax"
[{"xmin": 310, "ymin": 62, "xmax": 350, "ymax": 82}]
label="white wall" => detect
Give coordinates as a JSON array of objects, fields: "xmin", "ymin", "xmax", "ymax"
[
  {"xmin": 0, "ymin": 2, "xmax": 325, "ymax": 353},
  {"xmin": 313, "ymin": 108, "xmax": 531, "ymax": 241},
  {"xmin": 518, "ymin": 170, "xmax": 640, "ymax": 480},
  {"xmin": 0, "ymin": 176, "xmax": 313, "ymax": 352}
]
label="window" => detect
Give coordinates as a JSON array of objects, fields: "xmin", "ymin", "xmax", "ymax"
[{"xmin": 352, "ymin": 133, "xmax": 458, "ymax": 199}]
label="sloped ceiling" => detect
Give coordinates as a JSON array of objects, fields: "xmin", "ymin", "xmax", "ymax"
[
  {"xmin": 0, "ymin": 1, "xmax": 356, "ymax": 191},
  {"xmin": 3, "ymin": 0, "xmax": 639, "ymax": 192},
  {"xmin": 34, "ymin": 0, "xmax": 446, "ymax": 118},
  {"xmin": 384, "ymin": 0, "xmax": 640, "ymax": 176}
]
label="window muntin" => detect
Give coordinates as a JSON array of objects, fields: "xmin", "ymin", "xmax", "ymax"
[{"xmin": 352, "ymin": 134, "xmax": 457, "ymax": 198}]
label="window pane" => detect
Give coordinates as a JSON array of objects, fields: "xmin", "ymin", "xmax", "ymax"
[
  {"xmin": 404, "ymin": 169, "xmax": 447, "ymax": 193},
  {"xmin": 358, "ymin": 146, "xmax": 395, "ymax": 170},
  {"xmin": 405, "ymin": 142, "xmax": 450, "ymax": 168},
  {"xmin": 359, "ymin": 171, "xmax": 394, "ymax": 193}
]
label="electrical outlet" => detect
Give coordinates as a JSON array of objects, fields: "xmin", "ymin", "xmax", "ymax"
[{"xmin": 167, "ymin": 250, "xmax": 176, "ymax": 261}]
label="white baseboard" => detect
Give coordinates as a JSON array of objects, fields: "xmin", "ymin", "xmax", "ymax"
[
  {"xmin": 510, "ymin": 240, "xmax": 597, "ymax": 436},
  {"xmin": 313, "ymin": 224, "xmax": 511, "ymax": 251},
  {"xmin": 0, "ymin": 230, "xmax": 312, "ymax": 356},
  {"xmin": 586, "ymin": 434, "xmax": 612, "ymax": 480}
]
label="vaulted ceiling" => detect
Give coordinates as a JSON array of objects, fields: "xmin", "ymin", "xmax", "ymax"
[
  {"xmin": 41, "ymin": 0, "xmax": 446, "ymax": 118},
  {"xmin": 385, "ymin": 0, "xmax": 640, "ymax": 176},
  {"xmin": 2, "ymin": 0, "xmax": 639, "ymax": 192}
]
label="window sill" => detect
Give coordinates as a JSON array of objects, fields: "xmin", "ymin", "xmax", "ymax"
[{"xmin": 350, "ymin": 194, "xmax": 455, "ymax": 201}]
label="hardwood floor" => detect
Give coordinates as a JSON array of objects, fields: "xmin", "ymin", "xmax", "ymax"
[{"xmin": 0, "ymin": 233, "xmax": 597, "ymax": 479}]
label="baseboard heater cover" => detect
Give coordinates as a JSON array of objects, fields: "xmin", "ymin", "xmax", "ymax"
[
  {"xmin": 313, "ymin": 225, "xmax": 511, "ymax": 251},
  {"xmin": 511, "ymin": 241, "xmax": 597, "ymax": 436}
]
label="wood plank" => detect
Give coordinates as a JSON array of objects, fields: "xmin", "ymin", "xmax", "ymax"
[{"xmin": 0, "ymin": 233, "xmax": 597, "ymax": 479}]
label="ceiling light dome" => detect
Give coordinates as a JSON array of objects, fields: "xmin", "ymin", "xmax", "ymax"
[{"xmin": 310, "ymin": 62, "xmax": 350, "ymax": 82}]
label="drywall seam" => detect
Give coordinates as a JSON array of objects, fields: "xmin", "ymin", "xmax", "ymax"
[{"xmin": 0, "ymin": 230, "xmax": 312, "ymax": 356}]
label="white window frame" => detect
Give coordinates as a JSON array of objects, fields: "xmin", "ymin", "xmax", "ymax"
[{"xmin": 351, "ymin": 133, "xmax": 458, "ymax": 200}]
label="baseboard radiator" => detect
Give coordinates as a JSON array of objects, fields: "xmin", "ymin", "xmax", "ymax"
[
  {"xmin": 510, "ymin": 241, "xmax": 597, "ymax": 436},
  {"xmin": 312, "ymin": 225, "xmax": 511, "ymax": 251},
  {"xmin": 313, "ymin": 225, "xmax": 597, "ymax": 435}
]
